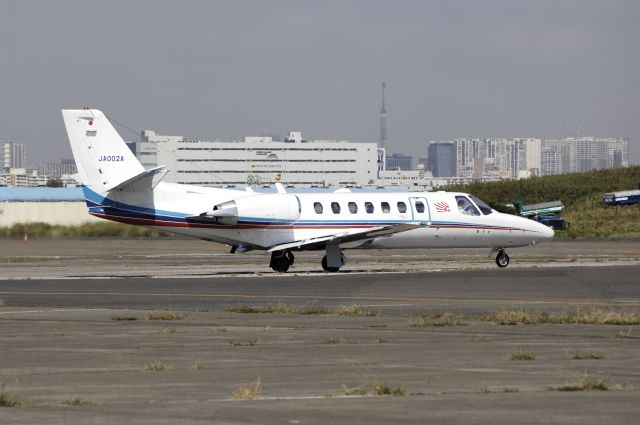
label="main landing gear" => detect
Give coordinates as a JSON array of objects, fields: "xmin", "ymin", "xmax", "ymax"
[
  {"xmin": 321, "ymin": 244, "xmax": 346, "ymax": 273},
  {"xmin": 270, "ymin": 250, "xmax": 295, "ymax": 273},
  {"xmin": 495, "ymin": 248, "xmax": 510, "ymax": 268}
]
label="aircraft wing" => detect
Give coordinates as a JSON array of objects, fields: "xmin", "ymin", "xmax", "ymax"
[{"xmin": 266, "ymin": 222, "xmax": 426, "ymax": 253}]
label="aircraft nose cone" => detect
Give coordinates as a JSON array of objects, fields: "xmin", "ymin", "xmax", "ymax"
[{"xmin": 536, "ymin": 221, "xmax": 555, "ymax": 242}]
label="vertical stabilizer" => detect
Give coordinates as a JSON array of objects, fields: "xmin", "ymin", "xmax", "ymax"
[{"xmin": 62, "ymin": 109, "xmax": 145, "ymax": 194}]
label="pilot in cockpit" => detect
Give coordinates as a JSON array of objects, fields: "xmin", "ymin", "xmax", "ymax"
[{"xmin": 457, "ymin": 196, "xmax": 480, "ymax": 216}]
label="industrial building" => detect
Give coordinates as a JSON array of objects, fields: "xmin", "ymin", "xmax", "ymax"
[
  {"xmin": 0, "ymin": 188, "xmax": 99, "ymax": 226},
  {"xmin": 137, "ymin": 130, "xmax": 380, "ymax": 188},
  {"xmin": 385, "ymin": 153, "xmax": 414, "ymax": 171}
]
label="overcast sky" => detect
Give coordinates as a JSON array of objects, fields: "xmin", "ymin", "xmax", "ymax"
[{"xmin": 1, "ymin": 0, "xmax": 639, "ymax": 165}]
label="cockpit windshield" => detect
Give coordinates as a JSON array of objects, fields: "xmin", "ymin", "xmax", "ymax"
[
  {"xmin": 468, "ymin": 194, "xmax": 494, "ymax": 215},
  {"xmin": 455, "ymin": 196, "xmax": 480, "ymax": 216}
]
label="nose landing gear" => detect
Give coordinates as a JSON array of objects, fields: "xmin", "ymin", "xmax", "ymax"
[
  {"xmin": 270, "ymin": 250, "xmax": 295, "ymax": 273},
  {"xmin": 495, "ymin": 249, "xmax": 510, "ymax": 268}
]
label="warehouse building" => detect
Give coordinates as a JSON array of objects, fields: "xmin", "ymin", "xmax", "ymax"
[{"xmin": 137, "ymin": 130, "xmax": 380, "ymax": 188}]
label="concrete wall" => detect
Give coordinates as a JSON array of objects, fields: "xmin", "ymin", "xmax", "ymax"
[{"xmin": 0, "ymin": 202, "xmax": 101, "ymax": 226}]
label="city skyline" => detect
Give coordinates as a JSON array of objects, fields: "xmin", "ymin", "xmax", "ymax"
[{"xmin": 1, "ymin": 1, "xmax": 638, "ymax": 165}]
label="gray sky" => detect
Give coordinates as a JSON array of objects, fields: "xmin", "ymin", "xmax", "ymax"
[{"xmin": 1, "ymin": 0, "xmax": 639, "ymax": 165}]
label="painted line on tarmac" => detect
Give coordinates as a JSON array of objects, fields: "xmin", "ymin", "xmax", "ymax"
[
  {"xmin": 0, "ymin": 290, "xmax": 638, "ymax": 307},
  {"xmin": 0, "ymin": 308, "xmax": 116, "ymax": 315}
]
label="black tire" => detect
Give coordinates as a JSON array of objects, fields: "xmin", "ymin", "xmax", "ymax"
[
  {"xmin": 495, "ymin": 250, "xmax": 509, "ymax": 268},
  {"xmin": 321, "ymin": 255, "xmax": 340, "ymax": 273},
  {"xmin": 270, "ymin": 251, "xmax": 291, "ymax": 273},
  {"xmin": 271, "ymin": 259, "xmax": 290, "ymax": 273}
]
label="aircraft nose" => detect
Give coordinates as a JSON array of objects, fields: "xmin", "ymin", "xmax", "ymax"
[{"xmin": 536, "ymin": 220, "xmax": 555, "ymax": 242}]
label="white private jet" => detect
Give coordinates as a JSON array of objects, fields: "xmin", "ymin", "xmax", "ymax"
[{"xmin": 62, "ymin": 109, "xmax": 554, "ymax": 272}]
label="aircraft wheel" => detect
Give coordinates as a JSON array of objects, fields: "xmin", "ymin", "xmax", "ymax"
[
  {"xmin": 321, "ymin": 255, "xmax": 341, "ymax": 273},
  {"xmin": 270, "ymin": 251, "xmax": 292, "ymax": 273},
  {"xmin": 495, "ymin": 249, "xmax": 509, "ymax": 268}
]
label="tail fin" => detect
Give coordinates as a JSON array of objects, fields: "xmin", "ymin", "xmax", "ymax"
[{"xmin": 62, "ymin": 109, "xmax": 149, "ymax": 193}]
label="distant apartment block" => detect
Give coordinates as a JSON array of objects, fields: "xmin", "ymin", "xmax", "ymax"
[
  {"xmin": 427, "ymin": 136, "xmax": 627, "ymax": 181},
  {"xmin": 540, "ymin": 137, "xmax": 628, "ymax": 175},
  {"xmin": 437, "ymin": 138, "xmax": 541, "ymax": 180},
  {"xmin": 39, "ymin": 159, "xmax": 77, "ymax": 180},
  {"xmin": 1, "ymin": 142, "xmax": 26, "ymax": 171},
  {"xmin": 0, "ymin": 168, "xmax": 47, "ymax": 187}
]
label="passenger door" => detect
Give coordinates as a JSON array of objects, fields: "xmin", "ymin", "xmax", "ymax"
[{"xmin": 409, "ymin": 197, "xmax": 430, "ymax": 222}]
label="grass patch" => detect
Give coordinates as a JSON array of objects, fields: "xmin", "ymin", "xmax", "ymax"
[
  {"xmin": 229, "ymin": 339, "xmax": 260, "ymax": 347},
  {"xmin": 160, "ymin": 328, "xmax": 177, "ymax": 334},
  {"xmin": 334, "ymin": 304, "xmax": 378, "ymax": 317},
  {"xmin": 191, "ymin": 360, "xmax": 203, "ymax": 370},
  {"xmin": 510, "ymin": 349, "xmax": 536, "ymax": 361},
  {"xmin": 614, "ymin": 328, "xmax": 633, "ymax": 338},
  {"xmin": 341, "ymin": 380, "xmax": 406, "ymax": 397},
  {"xmin": 63, "ymin": 397, "xmax": 100, "ymax": 406},
  {"xmin": 224, "ymin": 305, "xmax": 260, "ymax": 313},
  {"xmin": 148, "ymin": 311, "xmax": 183, "ymax": 321},
  {"xmin": 223, "ymin": 303, "xmax": 329, "ymax": 315},
  {"xmin": 0, "ymin": 221, "xmax": 176, "ymax": 238},
  {"xmin": 233, "ymin": 377, "xmax": 261, "ymax": 400},
  {"xmin": 483, "ymin": 308, "xmax": 640, "ymax": 325},
  {"xmin": 0, "ymin": 384, "xmax": 26, "ymax": 407},
  {"xmin": 409, "ymin": 312, "xmax": 469, "ymax": 327},
  {"xmin": 569, "ymin": 350, "xmax": 605, "ymax": 360},
  {"xmin": 322, "ymin": 338, "xmax": 345, "ymax": 344},
  {"xmin": 144, "ymin": 361, "xmax": 169, "ymax": 372},
  {"xmin": 480, "ymin": 384, "xmax": 520, "ymax": 393},
  {"xmin": 111, "ymin": 316, "xmax": 138, "ymax": 321},
  {"xmin": 548, "ymin": 373, "xmax": 609, "ymax": 392}
]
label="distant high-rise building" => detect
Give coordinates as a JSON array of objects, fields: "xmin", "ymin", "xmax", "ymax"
[
  {"xmin": 541, "ymin": 137, "xmax": 628, "ymax": 175},
  {"xmin": 427, "ymin": 142, "xmax": 457, "ymax": 177},
  {"xmin": 379, "ymin": 81, "xmax": 387, "ymax": 149},
  {"xmin": 385, "ymin": 153, "xmax": 413, "ymax": 171},
  {"xmin": 1, "ymin": 142, "xmax": 26, "ymax": 171},
  {"xmin": 39, "ymin": 159, "xmax": 77, "ymax": 180},
  {"xmin": 450, "ymin": 138, "xmax": 541, "ymax": 179}
]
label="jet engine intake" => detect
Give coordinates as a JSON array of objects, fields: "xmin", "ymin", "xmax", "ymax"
[{"xmin": 203, "ymin": 194, "xmax": 301, "ymax": 225}]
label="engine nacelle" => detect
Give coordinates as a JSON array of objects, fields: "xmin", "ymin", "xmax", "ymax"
[{"xmin": 203, "ymin": 194, "xmax": 301, "ymax": 225}]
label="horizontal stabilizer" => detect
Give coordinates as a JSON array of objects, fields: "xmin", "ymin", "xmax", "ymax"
[{"xmin": 106, "ymin": 166, "xmax": 169, "ymax": 192}]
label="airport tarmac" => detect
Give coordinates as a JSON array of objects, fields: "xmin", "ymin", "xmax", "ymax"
[
  {"xmin": 1, "ymin": 239, "xmax": 639, "ymax": 424},
  {"xmin": 1, "ymin": 238, "xmax": 640, "ymax": 279}
]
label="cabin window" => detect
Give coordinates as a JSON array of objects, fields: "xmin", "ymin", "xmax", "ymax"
[
  {"xmin": 381, "ymin": 202, "xmax": 391, "ymax": 213},
  {"xmin": 331, "ymin": 202, "xmax": 341, "ymax": 214},
  {"xmin": 397, "ymin": 202, "xmax": 407, "ymax": 213},
  {"xmin": 456, "ymin": 196, "xmax": 480, "ymax": 216},
  {"xmin": 365, "ymin": 202, "xmax": 374, "ymax": 214},
  {"xmin": 348, "ymin": 202, "xmax": 358, "ymax": 214},
  {"xmin": 314, "ymin": 202, "xmax": 323, "ymax": 214},
  {"xmin": 415, "ymin": 201, "xmax": 425, "ymax": 213},
  {"xmin": 468, "ymin": 194, "xmax": 493, "ymax": 215}
]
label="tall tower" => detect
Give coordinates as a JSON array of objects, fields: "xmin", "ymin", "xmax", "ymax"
[{"xmin": 379, "ymin": 81, "xmax": 387, "ymax": 149}]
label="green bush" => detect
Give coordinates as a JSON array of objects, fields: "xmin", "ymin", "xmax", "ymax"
[
  {"xmin": 0, "ymin": 222, "xmax": 175, "ymax": 238},
  {"xmin": 443, "ymin": 166, "xmax": 640, "ymax": 238}
]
